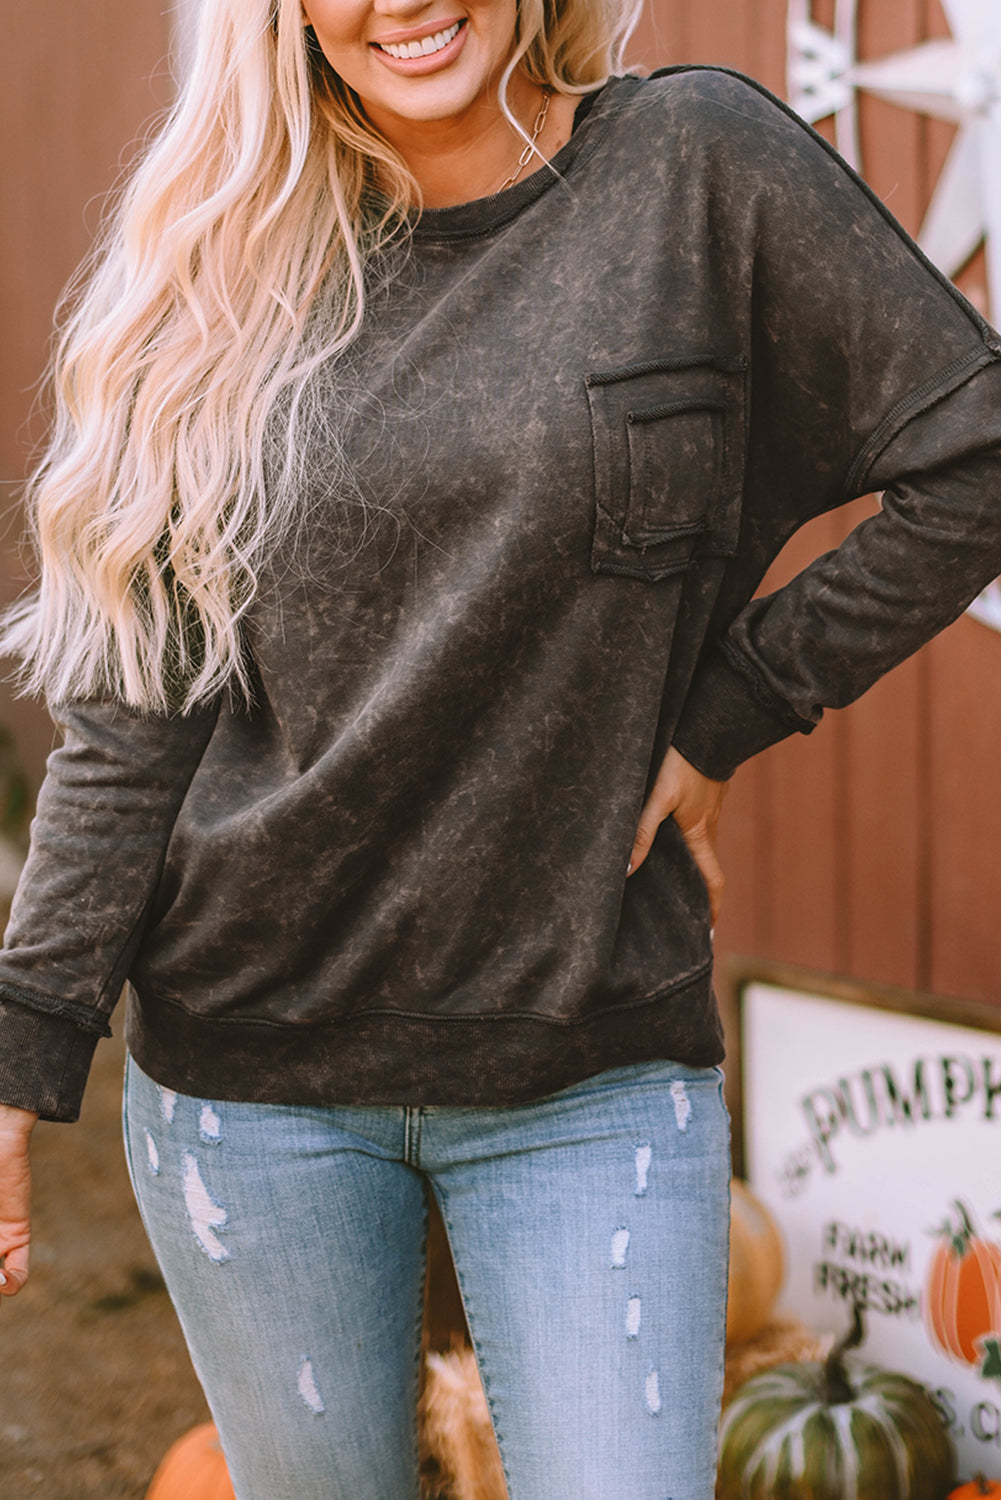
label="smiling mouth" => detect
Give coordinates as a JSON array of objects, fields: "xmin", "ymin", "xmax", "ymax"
[{"xmin": 374, "ymin": 20, "xmax": 464, "ymax": 60}]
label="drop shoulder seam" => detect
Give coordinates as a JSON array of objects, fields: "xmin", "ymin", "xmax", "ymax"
[
  {"xmin": 845, "ymin": 344, "xmax": 1001, "ymax": 496},
  {"xmin": 649, "ymin": 64, "xmax": 1001, "ymax": 352}
]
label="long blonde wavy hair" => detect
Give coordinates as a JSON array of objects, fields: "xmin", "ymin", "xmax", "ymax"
[{"xmin": 4, "ymin": 0, "xmax": 642, "ymax": 712}]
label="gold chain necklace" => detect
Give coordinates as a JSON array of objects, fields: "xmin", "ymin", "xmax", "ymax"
[{"xmin": 496, "ymin": 88, "xmax": 553, "ymax": 193}]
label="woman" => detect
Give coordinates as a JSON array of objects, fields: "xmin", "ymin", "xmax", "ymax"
[{"xmin": 1, "ymin": 0, "xmax": 1000, "ymax": 1494}]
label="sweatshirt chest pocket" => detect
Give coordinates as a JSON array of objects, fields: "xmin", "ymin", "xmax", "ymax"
[{"xmin": 585, "ymin": 356, "xmax": 747, "ymax": 582}]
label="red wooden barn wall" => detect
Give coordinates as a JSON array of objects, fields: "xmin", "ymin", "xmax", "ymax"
[
  {"xmin": 0, "ymin": 1, "xmax": 173, "ymax": 775},
  {"xmin": 629, "ymin": 0, "xmax": 1001, "ymax": 1011},
  {"xmin": 3, "ymin": 1, "xmax": 1000, "ymax": 1011}
]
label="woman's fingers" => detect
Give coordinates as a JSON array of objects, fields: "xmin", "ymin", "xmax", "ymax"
[
  {"xmin": 628, "ymin": 746, "xmax": 728, "ymax": 924},
  {"xmin": 0, "ymin": 1105, "xmax": 37, "ymax": 1300},
  {"xmin": 0, "ymin": 1244, "xmax": 30, "ymax": 1296},
  {"xmin": 676, "ymin": 816, "xmax": 726, "ymax": 925}
]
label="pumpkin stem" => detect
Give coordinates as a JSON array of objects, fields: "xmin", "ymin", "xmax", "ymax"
[
  {"xmin": 948, "ymin": 1199, "xmax": 977, "ymax": 1257},
  {"xmin": 928, "ymin": 1200, "xmax": 976, "ymax": 1259},
  {"xmin": 821, "ymin": 1301, "xmax": 864, "ymax": 1405}
]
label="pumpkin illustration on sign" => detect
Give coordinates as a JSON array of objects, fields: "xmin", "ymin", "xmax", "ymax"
[{"xmin": 925, "ymin": 1201, "xmax": 1001, "ymax": 1381}]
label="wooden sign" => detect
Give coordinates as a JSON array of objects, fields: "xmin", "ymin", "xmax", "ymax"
[{"xmin": 739, "ymin": 973, "xmax": 1001, "ymax": 1481}]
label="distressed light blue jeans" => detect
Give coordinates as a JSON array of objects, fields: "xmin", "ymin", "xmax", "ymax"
[{"xmin": 123, "ymin": 1054, "xmax": 730, "ymax": 1500}]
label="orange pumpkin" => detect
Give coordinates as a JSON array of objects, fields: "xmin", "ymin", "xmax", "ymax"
[
  {"xmin": 926, "ymin": 1201, "xmax": 1001, "ymax": 1368},
  {"xmin": 145, "ymin": 1421, "xmax": 236, "ymax": 1500},
  {"xmin": 726, "ymin": 1178, "xmax": 785, "ymax": 1345},
  {"xmin": 948, "ymin": 1478, "xmax": 1001, "ymax": 1498}
]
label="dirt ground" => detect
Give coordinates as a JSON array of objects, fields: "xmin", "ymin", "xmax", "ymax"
[{"xmin": 0, "ymin": 1024, "xmax": 211, "ymax": 1498}]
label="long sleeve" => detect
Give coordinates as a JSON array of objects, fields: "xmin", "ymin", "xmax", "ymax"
[
  {"xmin": 668, "ymin": 70, "xmax": 1001, "ymax": 781},
  {"xmin": 673, "ymin": 363, "xmax": 1001, "ymax": 779},
  {"xmin": 0, "ymin": 699, "xmax": 218, "ymax": 1120}
]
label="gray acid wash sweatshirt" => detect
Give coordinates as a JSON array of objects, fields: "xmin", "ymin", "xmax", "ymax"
[{"xmin": 3, "ymin": 67, "xmax": 1001, "ymax": 1122}]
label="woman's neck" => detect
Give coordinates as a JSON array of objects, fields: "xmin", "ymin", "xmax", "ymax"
[{"xmin": 373, "ymin": 74, "xmax": 578, "ymax": 208}]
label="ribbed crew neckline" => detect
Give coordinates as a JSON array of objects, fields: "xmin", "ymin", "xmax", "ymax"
[{"xmin": 410, "ymin": 75, "xmax": 626, "ymax": 241}]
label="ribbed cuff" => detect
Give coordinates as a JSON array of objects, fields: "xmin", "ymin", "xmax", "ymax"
[
  {"xmin": 0, "ymin": 998, "xmax": 102, "ymax": 1122},
  {"xmin": 672, "ymin": 647, "xmax": 816, "ymax": 781}
]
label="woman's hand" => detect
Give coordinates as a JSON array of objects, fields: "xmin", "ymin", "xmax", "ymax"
[
  {"xmin": 628, "ymin": 746, "xmax": 729, "ymax": 925},
  {"xmin": 0, "ymin": 1103, "xmax": 38, "ymax": 1301}
]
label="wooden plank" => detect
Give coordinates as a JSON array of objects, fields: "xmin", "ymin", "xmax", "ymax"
[
  {"xmin": 627, "ymin": 0, "xmax": 686, "ymax": 72},
  {"xmin": 918, "ymin": 0, "xmax": 1000, "ymax": 1011},
  {"xmin": 0, "ymin": 2, "xmax": 170, "ymax": 485},
  {"xmin": 0, "ymin": 2, "xmax": 171, "ymax": 782},
  {"xmin": 743, "ymin": 512, "xmax": 848, "ymax": 975},
  {"xmin": 857, "ymin": 0, "xmax": 925, "ymax": 237},
  {"xmin": 758, "ymin": 715, "xmax": 841, "ymax": 973},
  {"xmin": 926, "ymin": 619, "xmax": 1001, "ymax": 1006},
  {"xmin": 714, "ymin": 756, "xmax": 763, "ymax": 958},
  {"xmin": 684, "ymin": 0, "xmax": 755, "ymax": 73},
  {"xmin": 838, "ymin": 0, "xmax": 926, "ymax": 1001},
  {"xmin": 922, "ymin": 0, "xmax": 956, "ymax": 221},
  {"xmin": 636, "ymin": 0, "xmax": 756, "ymax": 74},
  {"xmin": 838, "ymin": 652, "xmax": 924, "ymax": 990},
  {"xmin": 925, "ymin": 0, "xmax": 950, "ymax": 39},
  {"xmin": 633, "ymin": 0, "xmax": 786, "ymax": 96},
  {"xmin": 746, "ymin": 0, "xmax": 790, "ymax": 97}
]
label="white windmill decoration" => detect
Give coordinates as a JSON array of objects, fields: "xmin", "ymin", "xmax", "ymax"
[{"xmin": 788, "ymin": 0, "xmax": 1001, "ymax": 634}]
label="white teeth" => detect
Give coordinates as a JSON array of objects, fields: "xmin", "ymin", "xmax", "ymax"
[{"xmin": 379, "ymin": 21, "xmax": 460, "ymax": 60}]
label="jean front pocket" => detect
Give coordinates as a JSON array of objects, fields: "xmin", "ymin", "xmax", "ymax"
[{"xmin": 585, "ymin": 354, "xmax": 747, "ymax": 582}]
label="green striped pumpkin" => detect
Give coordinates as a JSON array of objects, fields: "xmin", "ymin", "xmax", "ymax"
[{"xmin": 718, "ymin": 1309, "xmax": 955, "ymax": 1500}]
